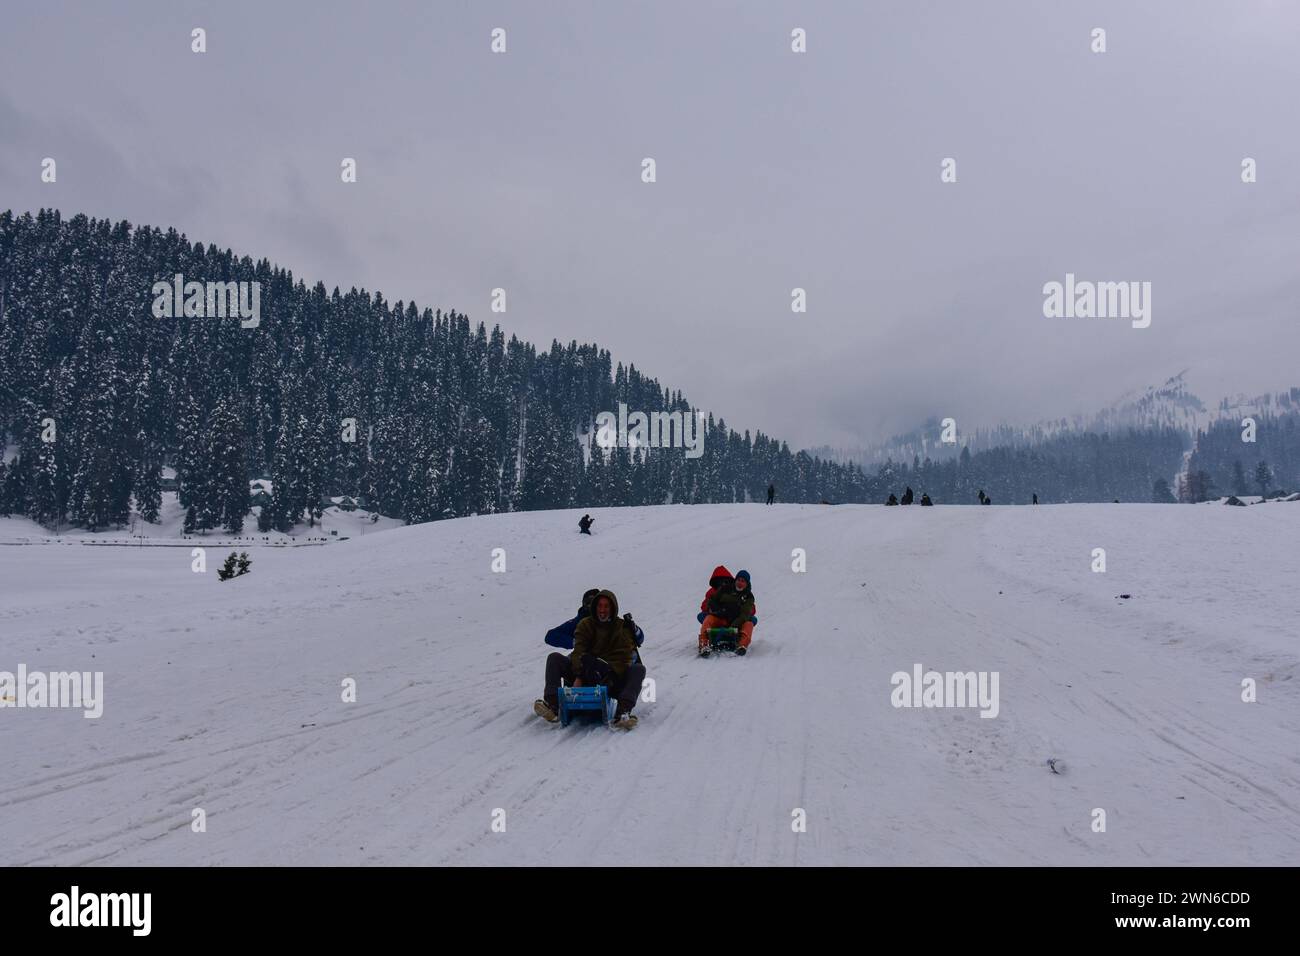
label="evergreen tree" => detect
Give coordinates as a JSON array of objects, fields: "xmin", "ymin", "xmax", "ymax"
[
  {"xmin": 209, "ymin": 399, "xmax": 249, "ymax": 533},
  {"xmin": 1255, "ymin": 460, "xmax": 1273, "ymax": 498},
  {"xmin": 133, "ymin": 453, "xmax": 162, "ymax": 523},
  {"xmin": 1232, "ymin": 460, "xmax": 1248, "ymax": 496}
]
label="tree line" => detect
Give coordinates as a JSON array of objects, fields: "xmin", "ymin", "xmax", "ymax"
[{"xmin": 0, "ymin": 209, "xmax": 1241, "ymax": 532}]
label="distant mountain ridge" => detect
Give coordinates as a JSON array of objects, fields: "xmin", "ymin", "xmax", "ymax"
[{"xmin": 811, "ymin": 371, "xmax": 1300, "ymax": 469}]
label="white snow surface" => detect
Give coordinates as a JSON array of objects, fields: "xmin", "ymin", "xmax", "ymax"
[
  {"xmin": 1, "ymin": 503, "xmax": 1297, "ymax": 866},
  {"xmin": 0, "ymin": 492, "xmax": 403, "ymax": 546}
]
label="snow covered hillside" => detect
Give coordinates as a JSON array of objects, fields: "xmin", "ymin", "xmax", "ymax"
[
  {"xmin": 2, "ymin": 503, "xmax": 1297, "ymax": 865},
  {"xmin": 0, "ymin": 491, "xmax": 404, "ymax": 547}
]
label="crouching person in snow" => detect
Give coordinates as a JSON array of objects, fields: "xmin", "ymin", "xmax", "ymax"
[
  {"xmin": 535, "ymin": 590, "xmax": 645, "ymax": 729},
  {"xmin": 698, "ymin": 566, "xmax": 757, "ymax": 656}
]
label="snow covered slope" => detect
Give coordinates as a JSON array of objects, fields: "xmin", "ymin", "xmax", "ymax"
[
  {"xmin": 0, "ymin": 491, "xmax": 404, "ymax": 545},
  {"xmin": 2, "ymin": 503, "xmax": 1297, "ymax": 865}
]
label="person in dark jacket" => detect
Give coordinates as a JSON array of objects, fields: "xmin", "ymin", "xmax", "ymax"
[
  {"xmin": 578, "ymin": 514, "xmax": 594, "ymax": 535},
  {"xmin": 920, "ymin": 493, "xmax": 933, "ymax": 506},
  {"xmin": 1032, "ymin": 493, "xmax": 1038, "ymax": 505},
  {"xmin": 542, "ymin": 588, "xmax": 599, "ymax": 649},
  {"xmin": 729, "ymin": 569, "xmax": 757, "ymax": 654},
  {"xmin": 698, "ymin": 566, "xmax": 756, "ymax": 656},
  {"xmin": 766, "ymin": 484, "xmax": 776, "ymax": 505},
  {"xmin": 978, "ymin": 490, "xmax": 986, "ymax": 504},
  {"xmin": 536, "ymin": 590, "xmax": 644, "ymax": 726},
  {"xmin": 886, "ymin": 493, "xmax": 899, "ymax": 506},
  {"xmin": 545, "ymin": 588, "xmax": 644, "ymax": 659},
  {"xmin": 900, "ymin": 487, "xmax": 914, "ymax": 505},
  {"xmin": 697, "ymin": 564, "xmax": 733, "ymax": 620}
]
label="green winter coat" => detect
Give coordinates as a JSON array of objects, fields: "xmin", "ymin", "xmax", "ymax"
[
  {"xmin": 707, "ymin": 585, "xmax": 755, "ymax": 628},
  {"xmin": 570, "ymin": 589, "xmax": 638, "ymax": 678}
]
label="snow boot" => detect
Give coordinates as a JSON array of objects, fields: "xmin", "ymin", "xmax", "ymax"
[
  {"xmin": 735, "ymin": 645, "xmax": 747, "ymax": 656},
  {"xmin": 533, "ymin": 698, "xmax": 558, "ymax": 723},
  {"xmin": 613, "ymin": 703, "xmax": 638, "ymax": 730}
]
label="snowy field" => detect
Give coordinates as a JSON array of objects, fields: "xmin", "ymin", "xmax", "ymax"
[{"xmin": 1, "ymin": 502, "xmax": 1297, "ymax": 866}]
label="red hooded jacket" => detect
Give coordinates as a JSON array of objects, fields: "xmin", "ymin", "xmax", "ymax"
[{"xmin": 700, "ymin": 565, "xmax": 732, "ymax": 612}]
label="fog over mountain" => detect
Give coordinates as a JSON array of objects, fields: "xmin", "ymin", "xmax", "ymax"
[
  {"xmin": 813, "ymin": 371, "xmax": 1300, "ymax": 468},
  {"xmin": 3, "ymin": 1, "xmax": 1299, "ymax": 449}
]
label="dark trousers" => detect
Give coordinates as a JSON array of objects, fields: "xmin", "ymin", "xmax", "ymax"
[
  {"xmin": 544, "ymin": 652, "xmax": 646, "ymax": 711},
  {"xmin": 579, "ymin": 527, "xmax": 592, "ymax": 535}
]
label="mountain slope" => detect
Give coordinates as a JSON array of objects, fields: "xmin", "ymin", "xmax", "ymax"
[{"xmin": 2, "ymin": 503, "xmax": 1297, "ymax": 865}]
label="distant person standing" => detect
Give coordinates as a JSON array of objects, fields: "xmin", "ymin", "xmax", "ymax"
[
  {"xmin": 766, "ymin": 484, "xmax": 775, "ymax": 505},
  {"xmin": 1032, "ymin": 493, "xmax": 1039, "ymax": 505},
  {"xmin": 900, "ymin": 487, "xmax": 914, "ymax": 505},
  {"xmin": 578, "ymin": 514, "xmax": 594, "ymax": 535}
]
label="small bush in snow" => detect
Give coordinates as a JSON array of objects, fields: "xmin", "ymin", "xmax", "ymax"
[{"xmin": 217, "ymin": 551, "xmax": 252, "ymax": 581}]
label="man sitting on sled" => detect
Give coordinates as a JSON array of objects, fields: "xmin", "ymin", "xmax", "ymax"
[{"xmin": 536, "ymin": 589, "xmax": 645, "ymax": 729}]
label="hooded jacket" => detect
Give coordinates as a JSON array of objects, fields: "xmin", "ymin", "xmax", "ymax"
[
  {"xmin": 699, "ymin": 565, "xmax": 732, "ymax": 613},
  {"xmin": 705, "ymin": 571, "xmax": 755, "ymax": 627},
  {"xmin": 546, "ymin": 598, "xmax": 645, "ymax": 650},
  {"xmin": 570, "ymin": 589, "xmax": 639, "ymax": 678}
]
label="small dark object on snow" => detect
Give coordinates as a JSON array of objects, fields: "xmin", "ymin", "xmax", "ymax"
[
  {"xmin": 900, "ymin": 487, "xmax": 914, "ymax": 505},
  {"xmin": 218, "ymin": 550, "xmax": 251, "ymax": 581},
  {"xmin": 1046, "ymin": 757, "xmax": 1064, "ymax": 775},
  {"xmin": 578, "ymin": 514, "xmax": 594, "ymax": 535},
  {"xmin": 886, "ymin": 493, "xmax": 899, "ymax": 506},
  {"xmin": 1224, "ymin": 496, "xmax": 1246, "ymax": 506},
  {"xmin": 1118, "ymin": 593, "xmax": 1131, "ymax": 599},
  {"xmin": 920, "ymin": 493, "xmax": 933, "ymax": 506}
]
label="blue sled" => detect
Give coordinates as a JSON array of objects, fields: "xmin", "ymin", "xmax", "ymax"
[{"xmin": 557, "ymin": 684, "xmax": 616, "ymax": 727}]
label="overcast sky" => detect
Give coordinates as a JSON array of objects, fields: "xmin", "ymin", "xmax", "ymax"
[{"xmin": 3, "ymin": 0, "xmax": 1298, "ymax": 448}]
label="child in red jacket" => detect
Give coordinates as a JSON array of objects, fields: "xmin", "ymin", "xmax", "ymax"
[{"xmin": 698, "ymin": 565, "xmax": 732, "ymax": 616}]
